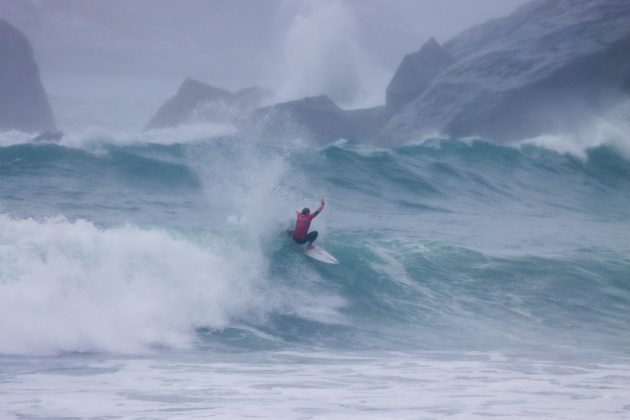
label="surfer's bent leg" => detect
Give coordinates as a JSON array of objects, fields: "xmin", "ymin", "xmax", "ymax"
[
  {"xmin": 305, "ymin": 231, "xmax": 318, "ymax": 246},
  {"xmin": 293, "ymin": 237, "xmax": 305, "ymax": 244}
]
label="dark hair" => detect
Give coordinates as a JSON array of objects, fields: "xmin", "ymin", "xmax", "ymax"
[{"xmin": 301, "ymin": 208, "xmax": 310, "ymax": 215}]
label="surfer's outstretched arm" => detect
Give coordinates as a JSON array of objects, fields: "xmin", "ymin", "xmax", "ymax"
[{"xmin": 313, "ymin": 198, "xmax": 325, "ymax": 217}]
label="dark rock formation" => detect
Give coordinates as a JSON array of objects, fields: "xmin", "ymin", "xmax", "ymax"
[
  {"xmin": 242, "ymin": 95, "xmax": 394, "ymax": 144},
  {"xmin": 379, "ymin": 0, "xmax": 630, "ymax": 144},
  {"xmin": 243, "ymin": 96, "xmax": 357, "ymax": 144},
  {"xmin": 0, "ymin": 19, "xmax": 56, "ymax": 133},
  {"xmin": 385, "ymin": 37, "xmax": 453, "ymax": 112},
  {"xmin": 145, "ymin": 78, "xmax": 269, "ymax": 130}
]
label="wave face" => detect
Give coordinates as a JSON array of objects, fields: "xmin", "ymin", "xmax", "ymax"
[{"xmin": 1, "ymin": 132, "xmax": 629, "ymax": 356}]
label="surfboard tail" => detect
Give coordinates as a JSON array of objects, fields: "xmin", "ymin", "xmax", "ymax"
[{"xmin": 304, "ymin": 245, "xmax": 338, "ymax": 264}]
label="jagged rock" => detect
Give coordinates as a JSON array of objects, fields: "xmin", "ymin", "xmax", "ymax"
[
  {"xmin": 0, "ymin": 19, "xmax": 56, "ymax": 133},
  {"xmin": 385, "ymin": 37, "xmax": 453, "ymax": 112},
  {"xmin": 145, "ymin": 78, "xmax": 269, "ymax": 130},
  {"xmin": 379, "ymin": 0, "xmax": 630, "ymax": 144}
]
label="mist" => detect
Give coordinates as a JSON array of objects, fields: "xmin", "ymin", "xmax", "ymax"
[{"xmin": 2, "ymin": 0, "xmax": 527, "ymax": 129}]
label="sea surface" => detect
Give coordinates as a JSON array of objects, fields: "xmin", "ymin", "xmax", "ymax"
[{"xmin": 1, "ymin": 126, "xmax": 629, "ymax": 418}]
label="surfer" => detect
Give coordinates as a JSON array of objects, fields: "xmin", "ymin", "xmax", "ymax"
[{"xmin": 291, "ymin": 198, "xmax": 325, "ymax": 249}]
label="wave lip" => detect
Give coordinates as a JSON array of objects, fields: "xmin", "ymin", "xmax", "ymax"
[{"xmin": 0, "ymin": 122, "xmax": 236, "ymax": 150}]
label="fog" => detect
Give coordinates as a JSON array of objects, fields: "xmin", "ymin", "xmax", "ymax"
[{"xmin": 3, "ymin": 0, "xmax": 528, "ymax": 129}]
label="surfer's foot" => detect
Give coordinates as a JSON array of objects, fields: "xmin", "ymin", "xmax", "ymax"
[{"xmin": 307, "ymin": 244, "xmax": 315, "ymax": 250}]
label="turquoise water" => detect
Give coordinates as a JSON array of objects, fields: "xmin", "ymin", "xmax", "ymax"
[{"xmin": 1, "ymin": 131, "xmax": 629, "ymax": 417}]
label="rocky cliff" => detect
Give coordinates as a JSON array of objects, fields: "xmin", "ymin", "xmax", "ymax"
[
  {"xmin": 379, "ymin": 0, "xmax": 630, "ymax": 144},
  {"xmin": 0, "ymin": 19, "xmax": 56, "ymax": 133}
]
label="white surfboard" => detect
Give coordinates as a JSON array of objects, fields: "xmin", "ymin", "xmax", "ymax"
[
  {"xmin": 303, "ymin": 244, "xmax": 339, "ymax": 264},
  {"xmin": 287, "ymin": 229, "xmax": 338, "ymax": 264}
]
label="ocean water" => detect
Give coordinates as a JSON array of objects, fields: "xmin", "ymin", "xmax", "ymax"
[{"xmin": 1, "ymin": 127, "xmax": 629, "ymax": 418}]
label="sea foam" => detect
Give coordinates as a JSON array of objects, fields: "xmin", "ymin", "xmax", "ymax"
[{"xmin": 0, "ymin": 214, "xmax": 268, "ymax": 355}]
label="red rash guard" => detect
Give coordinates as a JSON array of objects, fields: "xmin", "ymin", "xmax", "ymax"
[{"xmin": 293, "ymin": 213, "xmax": 316, "ymax": 240}]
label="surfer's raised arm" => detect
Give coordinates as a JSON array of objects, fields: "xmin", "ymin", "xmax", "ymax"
[{"xmin": 312, "ymin": 198, "xmax": 325, "ymax": 217}]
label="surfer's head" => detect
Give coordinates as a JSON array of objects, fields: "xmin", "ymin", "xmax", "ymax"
[{"xmin": 301, "ymin": 208, "xmax": 310, "ymax": 215}]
